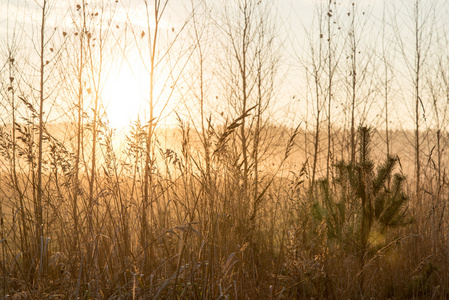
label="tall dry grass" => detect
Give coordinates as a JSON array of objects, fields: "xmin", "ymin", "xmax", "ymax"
[{"xmin": 0, "ymin": 114, "xmax": 448, "ymax": 299}]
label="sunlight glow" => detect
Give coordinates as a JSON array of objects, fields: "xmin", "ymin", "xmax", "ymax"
[
  {"xmin": 102, "ymin": 61, "xmax": 177, "ymax": 130},
  {"xmin": 103, "ymin": 65, "xmax": 147, "ymax": 129}
]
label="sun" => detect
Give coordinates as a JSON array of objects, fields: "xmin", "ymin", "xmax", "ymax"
[
  {"xmin": 102, "ymin": 61, "xmax": 177, "ymax": 130},
  {"xmin": 103, "ymin": 65, "xmax": 147, "ymax": 130}
]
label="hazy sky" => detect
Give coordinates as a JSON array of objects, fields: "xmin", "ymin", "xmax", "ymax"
[{"xmin": 1, "ymin": 0, "xmax": 448, "ymax": 131}]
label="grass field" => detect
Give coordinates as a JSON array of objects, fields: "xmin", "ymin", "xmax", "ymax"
[{"xmin": 0, "ymin": 123, "xmax": 448, "ymax": 299}]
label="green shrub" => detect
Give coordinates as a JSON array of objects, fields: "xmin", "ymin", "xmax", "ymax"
[{"xmin": 312, "ymin": 126, "xmax": 414, "ymax": 295}]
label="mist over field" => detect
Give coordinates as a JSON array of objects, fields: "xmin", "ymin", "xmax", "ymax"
[{"xmin": 1, "ymin": 0, "xmax": 449, "ymax": 298}]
